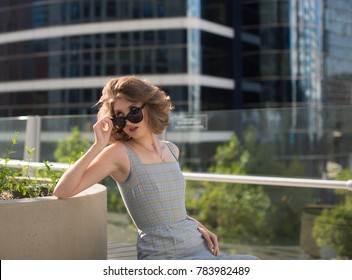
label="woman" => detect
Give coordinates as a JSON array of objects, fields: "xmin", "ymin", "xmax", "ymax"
[{"xmin": 54, "ymin": 75, "xmax": 258, "ymax": 260}]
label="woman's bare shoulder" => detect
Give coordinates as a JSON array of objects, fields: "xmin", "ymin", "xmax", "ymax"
[
  {"xmin": 95, "ymin": 141, "xmax": 129, "ymax": 167},
  {"xmin": 102, "ymin": 141, "xmax": 131, "ymax": 180},
  {"xmin": 104, "ymin": 141, "xmax": 128, "ymax": 157}
]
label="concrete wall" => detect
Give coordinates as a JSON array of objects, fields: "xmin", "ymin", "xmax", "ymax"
[{"xmin": 0, "ymin": 184, "xmax": 107, "ymax": 260}]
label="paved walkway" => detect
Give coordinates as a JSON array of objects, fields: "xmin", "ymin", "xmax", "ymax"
[
  {"xmin": 107, "ymin": 241, "xmax": 312, "ymax": 260},
  {"xmin": 108, "ymin": 242, "xmax": 137, "ymax": 260},
  {"xmin": 107, "ymin": 212, "xmax": 317, "ymax": 260}
]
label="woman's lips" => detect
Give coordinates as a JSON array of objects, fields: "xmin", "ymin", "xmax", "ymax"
[{"xmin": 129, "ymin": 126, "xmax": 138, "ymax": 133}]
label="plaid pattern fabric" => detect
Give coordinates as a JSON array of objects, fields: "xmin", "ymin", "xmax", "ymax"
[{"xmin": 117, "ymin": 141, "xmax": 258, "ymax": 260}]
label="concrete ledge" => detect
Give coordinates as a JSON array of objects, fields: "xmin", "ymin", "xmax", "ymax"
[{"xmin": 0, "ymin": 184, "xmax": 107, "ymax": 260}]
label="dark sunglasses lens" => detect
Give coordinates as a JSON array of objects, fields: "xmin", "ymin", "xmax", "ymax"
[
  {"xmin": 111, "ymin": 106, "xmax": 144, "ymax": 132},
  {"xmin": 112, "ymin": 117, "xmax": 126, "ymax": 130},
  {"xmin": 126, "ymin": 107, "xmax": 143, "ymax": 123}
]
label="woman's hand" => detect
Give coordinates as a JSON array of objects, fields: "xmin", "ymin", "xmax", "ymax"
[
  {"xmin": 93, "ymin": 117, "xmax": 113, "ymax": 148},
  {"xmin": 197, "ymin": 224, "xmax": 220, "ymax": 256}
]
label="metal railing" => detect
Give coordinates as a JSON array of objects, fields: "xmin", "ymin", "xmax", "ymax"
[
  {"xmin": 2, "ymin": 159, "xmax": 352, "ymax": 192},
  {"xmin": 183, "ymin": 172, "xmax": 352, "ymax": 191},
  {"xmin": 3, "ymin": 158, "xmax": 352, "ymax": 260},
  {"xmin": 1, "ymin": 159, "xmax": 70, "ymax": 172}
]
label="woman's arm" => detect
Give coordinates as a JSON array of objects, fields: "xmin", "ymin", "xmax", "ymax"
[{"xmin": 53, "ymin": 117, "xmax": 116, "ymax": 199}]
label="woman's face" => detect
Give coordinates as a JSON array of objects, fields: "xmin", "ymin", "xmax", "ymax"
[{"xmin": 112, "ymin": 97, "xmax": 149, "ymax": 139}]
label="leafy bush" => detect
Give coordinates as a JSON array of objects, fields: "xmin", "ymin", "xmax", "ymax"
[
  {"xmin": 312, "ymin": 168, "xmax": 352, "ymax": 259},
  {"xmin": 312, "ymin": 204, "xmax": 352, "ymax": 259},
  {"xmin": 186, "ymin": 126, "xmax": 309, "ymax": 245},
  {"xmin": 0, "ymin": 132, "xmax": 59, "ymax": 199},
  {"xmin": 186, "ymin": 133, "xmax": 274, "ymax": 244},
  {"xmin": 54, "ymin": 126, "xmax": 90, "ymax": 163}
]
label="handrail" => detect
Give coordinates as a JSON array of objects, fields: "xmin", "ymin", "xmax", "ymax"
[
  {"xmin": 183, "ymin": 172, "xmax": 352, "ymax": 191},
  {"xmin": 2, "ymin": 159, "xmax": 352, "ymax": 191},
  {"xmin": 0, "ymin": 159, "xmax": 70, "ymax": 172}
]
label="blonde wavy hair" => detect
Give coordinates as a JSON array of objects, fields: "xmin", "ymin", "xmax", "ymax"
[{"xmin": 96, "ymin": 75, "xmax": 173, "ymax": 142}]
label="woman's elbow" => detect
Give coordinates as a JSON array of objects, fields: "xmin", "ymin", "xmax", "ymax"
[
  {"xmin": 53, "ymin": 186, "xmax": 71, "ymax": 199},
  {"xmin": 53, "ymin": 190, "xmax": 66, "ymax": 199}
]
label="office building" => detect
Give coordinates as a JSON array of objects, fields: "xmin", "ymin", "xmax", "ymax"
[
  {"xmin": 0, "ymin": 0, "xmax": 234, "ymax": 117},
  {"xmin": 0, "ymin": 1, "xmax": 351, "ymax": 117},
  {"xmin": 240, "ymin": 0, "xmax": 352, "ymax": 108}
]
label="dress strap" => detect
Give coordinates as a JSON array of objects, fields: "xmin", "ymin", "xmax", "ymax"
[
  {"xmin": 164, "ymin": 141, "xmax": 178, "ymax": 161},
  {"xmin": 123, "ymin": 143, "xmax": 140, "ymax": 166}
]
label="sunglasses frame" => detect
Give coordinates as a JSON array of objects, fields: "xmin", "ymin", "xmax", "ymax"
[{"xmin": 111, "ymin": 104, "xmax": 145, "ymax": 132}]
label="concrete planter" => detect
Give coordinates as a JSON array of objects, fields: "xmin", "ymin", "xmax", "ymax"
[{"xmin": 0, "ymin": 184, "xmax": 107, "ymax": 260}]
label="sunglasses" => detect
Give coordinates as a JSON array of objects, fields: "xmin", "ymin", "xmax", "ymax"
[{"xmin": 111, "ymin": 104, "xmax": 145, "ymax": 132}]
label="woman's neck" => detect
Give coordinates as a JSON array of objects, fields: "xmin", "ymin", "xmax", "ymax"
[
  {"xmin": 132, "ymin": 133, "xmax": 159, "ymax": 153},
  {"xmin": 131, "ymin": 134, "xmax": 165, "ymax": 163}
]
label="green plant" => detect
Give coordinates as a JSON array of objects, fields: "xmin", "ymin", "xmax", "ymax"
[
  {"xmin": 54, "ymin": 126, "xmax": 90, "ymax": 163},
  {"xmin": 0, "ymin": 132, "xmax": 59, "ymax": 199},
  {"xmin": 186, "ymin": 133, "xmax": 274, "ymax": 244},
  {"xmin": 186, "ymin": 127, "xmax": 309, "ymax": 245},
  {"xmin": 312, "ymin": 204, "xmax": 352, "ymax": 259},
  {"xmin": 312, "ymin": 168, "xmax": 352, "ymax": 259}
]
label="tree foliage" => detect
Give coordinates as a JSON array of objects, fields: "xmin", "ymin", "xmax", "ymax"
[
  {"xmin": 312, "ymin": 204, "xmax": 352, "ymax": 259},
  {"xmin": 312, "ymin": 168, "xmax": 352, "ymax": 259},
  {"xmin": 54, "ymin": 126, "xmax": 90, "ymax": 163},
  {"xmin": 186, "ymin": 126, "xmax": 309, "ymax": 244},
  {"xmin": 186, "ymin": 131, "xmax": 274, "ymax": 244}
]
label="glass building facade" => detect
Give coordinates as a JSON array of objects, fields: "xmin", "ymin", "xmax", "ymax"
[
  {"xmin": 240, "ymin": 0, "xmax": 352, "ymax": 109},
  {"xmin": 0, "ymin": 0, "xmax": 234, "ymax": 116},
  {"xmin": 1, "ymin": 0, "xmax": 352, "ymax": 117},
  {"xmin": 241, "ymin": 0, "xmax": 321, "ymax": 107},
  {"xmin": 323, "ymin": 0, "xmax": 352, "ymax": 104}
]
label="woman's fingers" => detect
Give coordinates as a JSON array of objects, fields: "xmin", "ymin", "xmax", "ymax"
[
  {"xmin": 93, "ymin": 117, "xmax": 113, "ymax": 146},
  {"xmin": 102, "ymin": 121, "xmax": 109, "ymax": 131},
  {"xmin": 209, "ymin": 232, "xmax": 219, "ymax": 256},
  {"xmin": 206, "ymin": 231, "xmax": 219, "ymax": 256},
  {"xmin": 198, "ymin": 227, "xmax": 219, "ymax": 256}
]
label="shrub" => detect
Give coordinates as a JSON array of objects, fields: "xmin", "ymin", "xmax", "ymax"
[
  {"xmin": 312, "ymin": 204, "xmax": 352, "ymax": 259},
  {"xmin": 312, "ymin": 168, "xmax": 352, "ymax": 259},
  {"xmin": 0, "ymin": 132, "xmax": 59, "ymax": 199},
  {"xmin": 54, "ymin": 126, "xmax": 90, "ymax": 163},
  {"xmin": 186, "ymin": 133, "xmax": 274, "ymax": 244}
]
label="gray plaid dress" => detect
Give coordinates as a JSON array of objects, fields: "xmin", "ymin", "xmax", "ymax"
[{"xmin": 116, "ymin": 142, "xmax": 258, "ymax": 260}]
